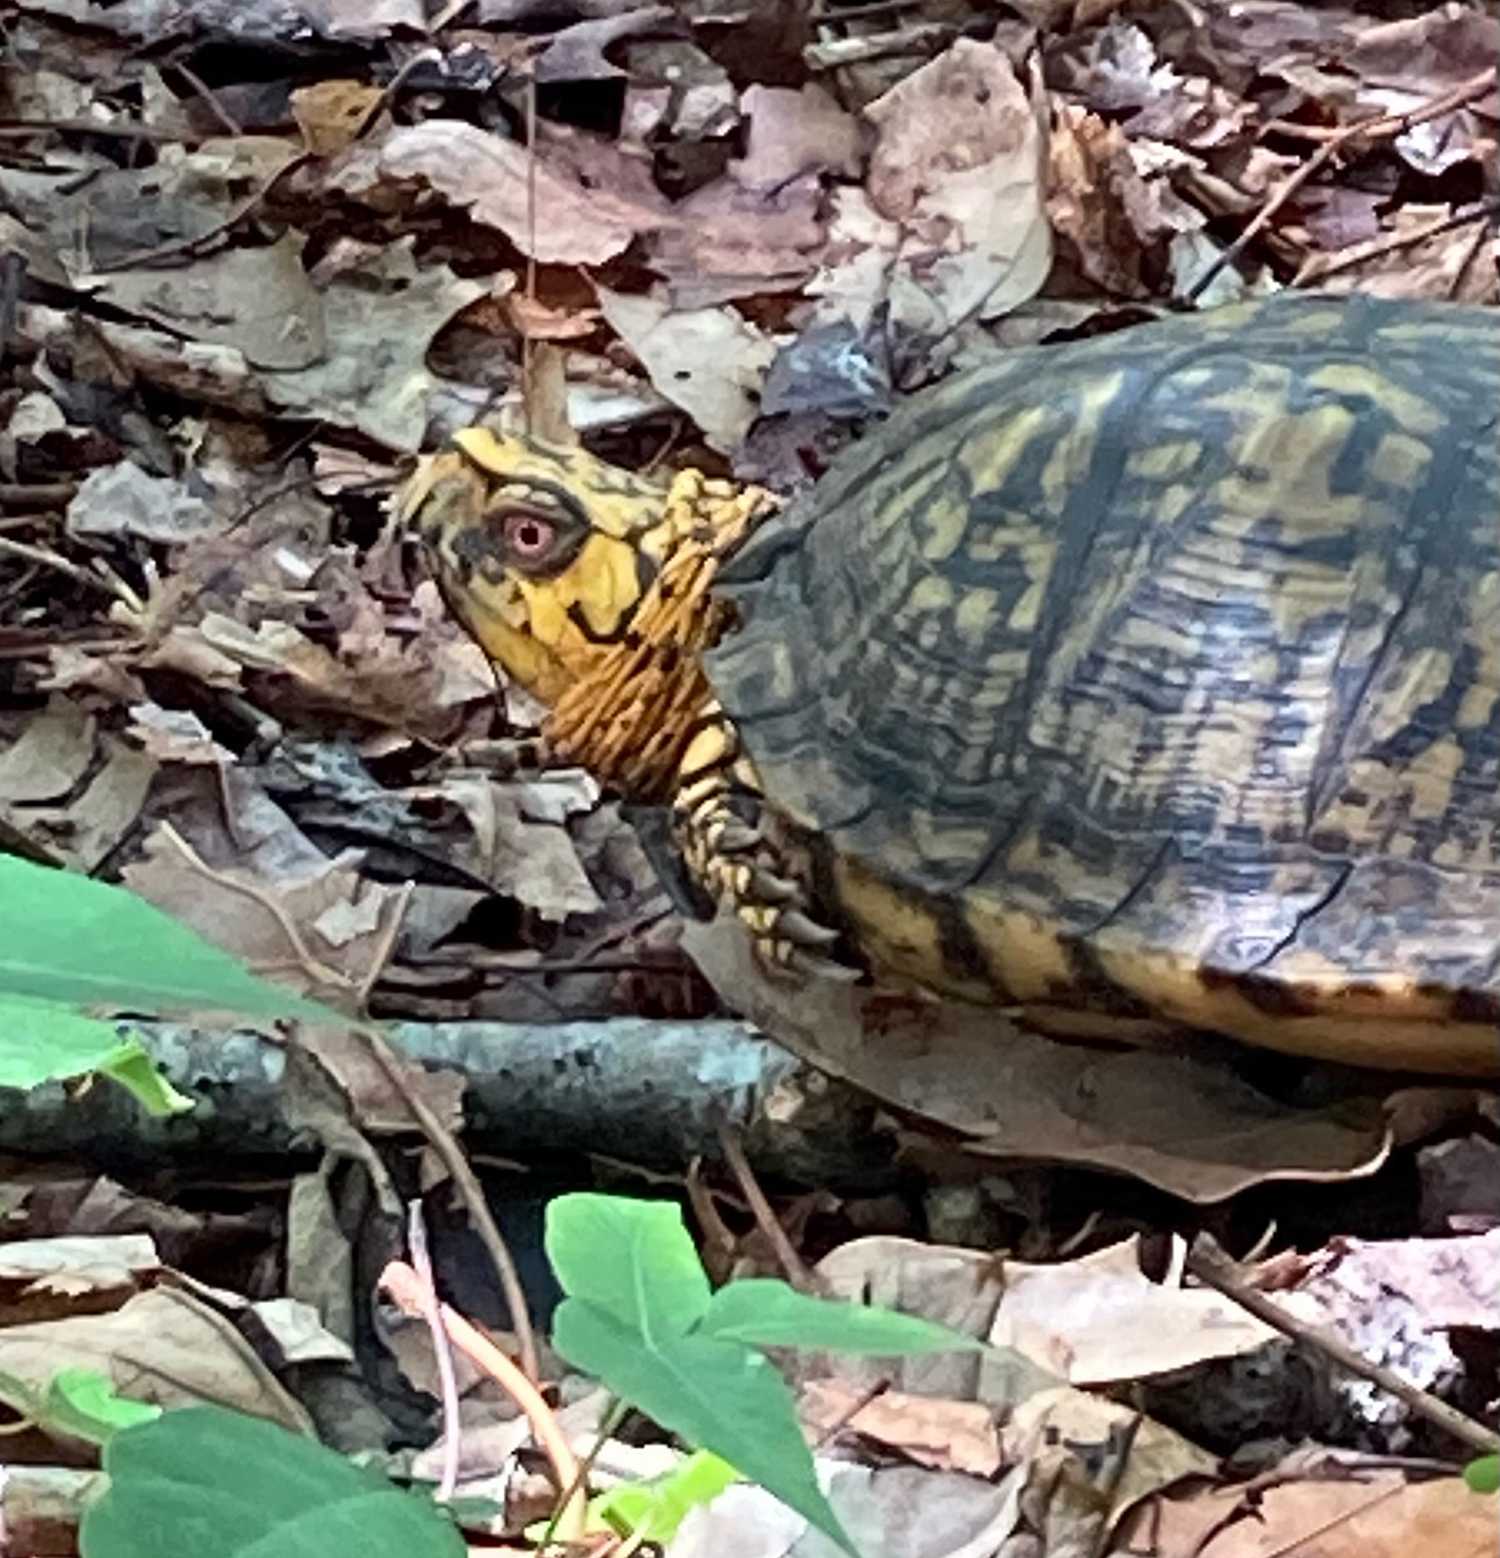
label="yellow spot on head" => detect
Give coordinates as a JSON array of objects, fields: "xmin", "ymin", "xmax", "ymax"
[{"xmin": 406, "ymin": 429, "xmax": 675, "ymax": 704}]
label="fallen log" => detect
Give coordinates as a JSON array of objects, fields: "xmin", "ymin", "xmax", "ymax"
[{"xmin": 1, "ymin": 1018, "xmax": 896, "ymax": 1185}]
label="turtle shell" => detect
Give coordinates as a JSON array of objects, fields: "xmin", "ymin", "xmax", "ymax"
[{"xmin": 707, "ymin": 293, "xmax": 1500, "ymax": 1074}]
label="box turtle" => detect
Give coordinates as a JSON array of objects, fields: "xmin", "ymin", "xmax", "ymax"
[{"xmin": 406, "ymin": 293, "xmax": 1499, "ymax": 1077}]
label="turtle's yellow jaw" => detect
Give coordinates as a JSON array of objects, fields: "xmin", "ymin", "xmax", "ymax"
[{"xmin": 404, "ymin": 428, "xmax": 675, "ymax": 706}]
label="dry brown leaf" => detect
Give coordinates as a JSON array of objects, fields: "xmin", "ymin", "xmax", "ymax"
[
  {"xmin": 534, "ymin": 7, "xmax": 676, "ymax": 82},
  {"xmin": 863, "ymin": 39, "xmax": 1051, "ymax": 329},
  {"xmin": 1185, "ymin": 1474, "xmax": 1499, "ymax": 1558},
  {"xmin": 105, "ymin": 520, "xmax": 495, "ymax": 740},
  {"xmin": 121, "ymin": 812, "xmax": 408, "ymax": 1011},
  {"xmin": 733, "ymin": 83, "xmax": 864, "ymax": 192},
  {"xmin": 1265, "ymin": 1229, "xmax": 1500, "ymax": 1444},
  {"xmin": 0, "ymin": 1235, "xmax": 158, "ymax": 1324},
  {"xmin": 66, "ymin": 460, "xmax": 226, "ymax": 543},
  {"xmin": 87, "ymin": 235, "xmax": 325, "ymax": 372},
  {"xmin": 364, "ymin": 119, "xmax": 667, "ymax": 265},
  {"xmin": 290, "ymin": 1027, "xmax": 467, "ymax": 1138},
  {"xmin": 648, "ymin": 174, "xmax": 826, "ymax": 309},
  {"xmin": 260, "ymin": 236, "xmax": 488, "ymax": 451},
  {"xmin": 126, "ymin": 704, "xmax": 235, "ymax": 765},
  {"xmin": 1057, "ymin": 21, "xmax": 1251, "ymax": 148},
  {"xmin": 413, "ymin": 774, "xmax": 601, "ymax": 919},
  {"xmin": 0, "ymin": 702, "xmax": 96, "ymax": 804},
  {"xmin": 991, "ymin": 1238, "xmax": 1275, "ymax": 1385},
  {"xmin": 15, "ymin": 303, "xmax": 268, "ymax": 420},
  {"xmin": 0, "ymin": 136, "xmax": 300, "ymax": 276},
  {"xmin": 0, "ymin": 1285, "xmax": 311, "ymax": 1436},
  {"xmin": 684, "ymin": 916, "xmax": 1402, "ymax": 1202},
  {"xmin": 814, "ymin": 1236, "xmax": 1056, "ymax": 1413},
  {"xmin": 1296, "ymin": 186, "xmax": 1386, "ymax": 251},
  {"xmin": 672, "ymin": 1462, "xmax": 1026, "ymax": 1558},
  {"xmin": 291, "ymin": 78, "xmax": 386, "ymax": 154},
  {"xmin": 1297, "ymin": 208, "xmax": 1497, "ymax": 304},
  {"xmin": 800, "ymin": 1380, "xmax": 1002, "ymax": 1477},
  {"xmin": 596, "ymin": 285, "xmax": 776, "ymax": 452},
  {"xmin": 1048, "ymin": 106, "xmax": 1183, "ymax": 297},
  {"xmin": 1347, "ymin": 7, "xmax": 1500, "ymax": 99},
  {"xmin": 507, "ymin": 294, "xmax": 601, "ymax": 342},
  {"xmin": 0, "ymin": 703, "xmax": 156, "ymax": 871},
  {"xmin": 1009, "ymin": 1386, "xmax": 1219, "ymax": 1555}
]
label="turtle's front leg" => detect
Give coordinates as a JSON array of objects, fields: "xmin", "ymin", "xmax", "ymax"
[{"xmin": 668, "ymin": 705, "xmax": 857, "ymax": 978}]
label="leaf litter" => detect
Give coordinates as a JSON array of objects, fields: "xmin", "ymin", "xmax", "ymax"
[{"xmin": 0, "ymin": 0, "xmax": 1494, "ymax": 1552}]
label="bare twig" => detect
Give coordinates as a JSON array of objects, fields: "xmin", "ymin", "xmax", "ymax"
[
  {"xmin": 540, "ymin": 1397, "xmax": 631, "ymax": 1552},
  {"xmin": 1292, "ymin": 199, "xmax": 1500, "ymax": 288},
  {"xmin": 361, "ymin": 1027, "xmax": 543, "ymax": 1383},
  {"xmin": 0, "ymin": 119, "xmax": 187, "ymax": 142},
  {"xmin": 0, "ymin": 535, "xmax": 140, "ymax": 608},
  {"xmin": 0, "ymin": 251, "xmax": 24, "ymax": 363},
  {"xmin": 427, "ymin": 0, "xmax": 477, "ymax": 31},
  {"xmin": 685, "ymin": 1155, "xmax": 739, "ymax": 1277},
  {"xmin": 0, "ymin": 514, "xmax": 62, "ymax": 534},
  {"xmin": 90, "ymin": 153, "xmax": 312, "ymax": 273},
  {"xmin": 1186, "ymin": 67, "xmax": 1499, "ymax": 303},
  {"xmin": 522, "ymin": 73, "xmax": 540, "ymax": 437},
  {"xmin": 0, "ymin": 483, "xmax": 78, "ymax": 509},
  {"xmin": 714, "ymin": 1115, "xmax": 819, "ymax": 1293},
  {"xmin": 810, "ymin": 0, "xmax": 921, "ymax": 21},
  {"xmin": 810, "ymin": 1379, "xmax": 894, "ymax": 1450},
  {"xmin": 172, "ymin": 61, "xmax": 244, "ymax": 137},
  {"xmin": 805, "ymin": 22, "xmax": 955, "ymax": 70},
  {"xmin": 355, "ymin": 880, "xmax": 414, "ymax": 1009},
  {"xmin": 1187, "ymin": 1234, "xmax": 1500, "ymax": 1456},
  {"xmin": 156, "ymin": 823, "xmax": 358, "ymax": 995},
  {"xmin": 1262, "ymin": 68, "xmax": 1498, "ymax": 141}
]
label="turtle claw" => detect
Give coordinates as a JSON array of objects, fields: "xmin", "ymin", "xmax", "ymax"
[
  {"xmin": 773, "ymin": 907, "xmax": 841, "ymax": 948},
  {"xmin": 785, "ymin": 947, "xmax": 864, "ymax": 982},
  {"xmin": 669, "ymin": 727, "xmax": 861, "ymax": 984}
]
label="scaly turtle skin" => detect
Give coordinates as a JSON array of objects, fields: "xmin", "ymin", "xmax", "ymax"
[{"xmin": 407, "ymin": 293, "xmax": 1500, "ymax": 1077}]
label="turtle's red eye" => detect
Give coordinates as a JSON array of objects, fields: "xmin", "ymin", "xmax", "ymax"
[{"xmin": 501, "ymin": 510, "xmax": 558, "ymax": 561}]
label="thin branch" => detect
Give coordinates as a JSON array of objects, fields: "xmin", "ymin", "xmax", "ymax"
[
  {"xmin": 714, "ymin": 1114, "xmax": 818, "ymax": 1293},
  {"xmin": 0, "ymin": 535, "xmax": 140, "ymax": 608},
  {"xmin": 1292, "ymin": 199, "xmax": 1499, "ymax": 288},
  {"xmin": 90, "ymin": 153, "xmax": 312, "ymax": 273},
  {"xmin": 172, "ymin": 61, "xmax": 245, "ymax": 138},
  {"xmin": 0, "ymin": 483, "xmax": 77, "ymax": 510},
  {"xmin": 1187, "ymin": 1234, "xmax": 1500, "ymax": 1456},
  {"xmin": 156, "ymin": 823, "xmax": 358, "ymax": 995},
  {"xmin": 356, "ymin": 880, "xmax": 414, "ymax": 1009},
  {"xmin": 1186, "ymin": 67, "xmax": 1498, "ymax": 303},
  {"xmin": 361, "ymin": 1026, "xmax": 543, "ymax": 1384}
]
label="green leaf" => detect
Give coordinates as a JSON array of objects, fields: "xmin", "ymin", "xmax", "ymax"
[
  {"xmin": 0, "ymin": 997, "xmax": 193, "ymax": 1115},
  {"xmin": 1465, "ymin": 1454, "xmax": 1499, "ymax": 1494},
  {"xmin": 43, "ymin": 1369, "xmax": 161, "ymax": 1445},
  {"xmin": 545, "ymin": 1193, "xmax": 710, "ymax": 1339},
  {"xmin": 527, "ymin": 1450, "xmax": 739, "ymax": 1545},
  {"xmin": 552, "ymin": 1298, "xmax": 852, "ymax": 1554},
  {"xmin": 0, "ymin": 856, "xmax": 338, "ymax": 1025},
  {"xmin": 701, "ymin": 1280, "xmax": 985, "ymax": 1356},
  {"xmin": 79, "ymin": 1405, "xmax": 465, "ymax": 1558}
]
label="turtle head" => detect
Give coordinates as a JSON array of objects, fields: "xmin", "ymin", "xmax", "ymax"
[
  {"xmin": 403, "ymin": 428, "xmax": 682, "ymax": 706},
  {"xmin": 404, "ymin": 427, "xmax": 773, "ymax": 796}
]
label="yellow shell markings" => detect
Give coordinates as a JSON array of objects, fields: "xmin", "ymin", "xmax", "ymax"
[
  {"xmin": 713, "ymin": 294, "xmax": 1499, "ymax": 1075},
  {"xmin": 412, "ymin": 293, "xmax": 1500, "ymax": 1076}
]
